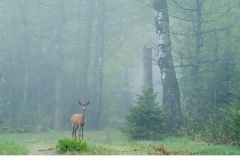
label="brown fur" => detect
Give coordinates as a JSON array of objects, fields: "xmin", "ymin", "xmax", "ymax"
[
  {"xmin": 71, "ymin": 100, "xmax": 89, "ymax": 140},
  {"xmin": 71, "ymin": 114, "xmax": 86, "ymax": 127}
]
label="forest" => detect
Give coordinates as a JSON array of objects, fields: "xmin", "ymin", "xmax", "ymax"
[{"xmin": 0, "ymin": 0, "xmax": 240, "ymax": 153}]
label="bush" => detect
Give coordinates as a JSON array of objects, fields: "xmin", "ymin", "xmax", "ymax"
[
  {"xmin": 120, "ymin": 88, "xmax": 166, "ymax": 140},
  {"xmin": 200, "ymin": 85, "xmax": 240, "ymax": 146},
  {"xmin": 56, "ymin": 138, "xmax": 88, "ymax": 154},
  {"xmin": 225, "ymin": 101, "xmax": 240, "ymax": 146}
]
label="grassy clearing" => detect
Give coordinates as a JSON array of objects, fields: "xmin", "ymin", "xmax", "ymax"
[
  {"xmin": 0, "ymin": 129, "xmax": 240, "ymax": 155},
  {"xmin": 0, "ymin": 137, "xmax": 28, "ymax": 155},
  {"xmin": 136, "ymin": 137, "xmax": 240, "ymax": 155}
]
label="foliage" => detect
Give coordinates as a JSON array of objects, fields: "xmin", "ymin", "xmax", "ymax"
[
  {"xmin": 120, "ymin": 88, "xmax": 166, "ymax": 140},
  {"xmin": 225, "ymin": 105, "xmax": 240, "ymax": 146},
  {"xmin": 56, "ymin": 138, "xmax": 88, "ymax": 154},
  {"xmin": 172, "ymin": 0, "xmax": 240, "ymax": 145},
  {"xmin": 197, "ymin": 84, "xmax": 240, "ymax": 146},
  {"xmin": 0, "ymin": 137, "xmax": 28, "ymax": 155}
]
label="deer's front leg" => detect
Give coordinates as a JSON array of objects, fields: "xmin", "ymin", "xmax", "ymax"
[{"xmin": 82, "ymin": 126, "xmax": 84, "ymax": 140}]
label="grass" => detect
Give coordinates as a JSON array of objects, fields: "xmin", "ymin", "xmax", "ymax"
[
  {"xmin": 136, "ymin": 137, "xmax": 240, "ymax": 155},
  {"xmin": 0, "ymin": 137, "xmax": 28, "ymax": 155},
  {"xmin": 0, "ymin": 129, "xmax": 240, "ymax": 155}
]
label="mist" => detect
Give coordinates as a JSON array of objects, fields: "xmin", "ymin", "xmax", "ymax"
[
  {"xmin": 0, "ymin": 0, "xmax": 240, "ymax": 139},
  {"xmin": 0, "ymin": 0, "xmax": 156, "ymax": 131}
]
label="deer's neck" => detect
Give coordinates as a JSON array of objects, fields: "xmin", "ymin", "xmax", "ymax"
[
  {"xmin": 81, "ymin": 111, "xmax": 86, "ymax": 124},
  {"xmin": 81, "ymin": 111, "xmax": 85, "ymax": 118}
]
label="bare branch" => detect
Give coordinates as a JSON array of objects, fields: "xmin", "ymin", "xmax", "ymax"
[
  {"xmin": 136, "ymin": 0, "xmax": 153, "ymax": 9},
  {"xmin": 202, "ymin": 0, "xmax": 237, "ymax": 16},
  {"xmin": 174, "ymin": 64, "xmax": 195, "ymax": 68},
  {"xmin": 170, "ymin": 0, "xmax": 196, "ymax": 12},
  {"xmin": 202, "ymin": 3, "xmax": 239, "ymax": 23},
  {"xmin": 170, "ymin": 29, "xmax": 194, "ymax": 36},
  {"xmin": 202, "ymin": 17, "xmax": 240, "ymax": 35},
  {"xmin": 104, "ymin": 25, "xmax": 133, "ymax": 60},
  {"xmin": 204, "ymin": 0, "xmax": 215, "ymax": 16},
  {"xmin": 168, "ymin": 13, "xmax": 195, "ymax": 22}
]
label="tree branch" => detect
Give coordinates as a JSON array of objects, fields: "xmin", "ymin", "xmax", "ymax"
[
  {"xmin": 202, "ymin": 3, "xmax": 239, "ymax": 23},
  {"xmin": 170, "ymin": 0, "xmax": 196, "ymax": 12},
  {"xmin": 202, "ymin": 17, "xmax": 240, "ymax": 35},
  {"xmin": 137, "ymin": 0, "xmax": 153, "ymax": 9}
]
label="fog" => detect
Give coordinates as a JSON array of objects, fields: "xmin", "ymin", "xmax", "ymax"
[
  {"xmin": 0, "ymin": 0, "xmax": 240, "ymax": 135},
  {"xmin": 0, "ymin": 0, "xmax": 157, "ymax": 131}
]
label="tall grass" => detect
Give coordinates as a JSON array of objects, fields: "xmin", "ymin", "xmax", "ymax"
[{"xmin": 0, "ymin": 137, "xmax": 28, "ymax": 155}]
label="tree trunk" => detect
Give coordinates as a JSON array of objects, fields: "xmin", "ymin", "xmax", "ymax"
[
  {"xmin": 142, "ymin": 47, "xmax": 153, "ymax": 92},
  {"xmin": 122, "ymin": 65, "xmax": 130, "ymax": 117},
  {"xmin": 153, "ymin": 0, "xmax": 183, "ymax": 132},
  {"xmin": 54, "ymin": 0, "xmax": 65, "ymax": 130},
  {"xmin": 94, "ymin": 0, "xmax": 105, "ymax": 130},
  {"xmin": 79, "ymin": 0, "xmax": 94, "ymax": 100},
  {"xmin": 54, "ymin": 66, "xmax": 62, "ymax": 130},
  {"xmin": 21, "ymin": 0, "xmax": 29, "ymax": 121},
  {"xmin": 192, "ymin": 0, "xmax": 202, "ymax": 115}
]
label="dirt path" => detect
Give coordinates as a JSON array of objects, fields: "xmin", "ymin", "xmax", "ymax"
[{"xmin": 25, "ymin": 141, "xmax": 57, "ymax": 155}]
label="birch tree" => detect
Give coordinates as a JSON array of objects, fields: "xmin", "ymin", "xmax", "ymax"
[{"xmin": 153, "ymin": 0, "xmax": 183, "ymax": 132}]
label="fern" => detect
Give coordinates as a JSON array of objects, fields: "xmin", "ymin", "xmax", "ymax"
[{"xmin": 56, "ymin": 138, "xmax": 88, "ymax": 154}]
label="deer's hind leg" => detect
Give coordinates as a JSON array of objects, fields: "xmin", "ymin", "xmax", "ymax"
[
  {"xmin": 75, "ymin": 126, "xmax": 79, "ymax": 139},
  {"xmin": 79, "ymin": 125, "xmax": 82, "ymax": 140}
]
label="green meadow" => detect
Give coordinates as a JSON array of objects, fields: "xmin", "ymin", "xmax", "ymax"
[{"xmin": 0, "ymin": 129, "xmax": 240, "ymax": 155}]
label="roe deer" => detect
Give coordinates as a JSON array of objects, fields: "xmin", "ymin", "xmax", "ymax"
[{"xmin": 71, "ymin": 100, "xmax": 90, "ymax": 140}]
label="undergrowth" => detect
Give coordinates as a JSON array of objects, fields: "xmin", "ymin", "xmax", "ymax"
[
  {"xmin": 1, "ymin": 130, "xmax": 240, "ymax": 155},
  {"xmin": 0, "ymin": 137, "xmax": 28, "ymax": 155},
  {"xmin": 56, "ymin": 138, "xmax": 88, "ymax": 154},
  {"xmin": 136, "ymin": 137, "xmax": 240, "ymax": 155},
  {"xmin": 56, "ymin": 138, "xmax": 119, "ymax": 155}
]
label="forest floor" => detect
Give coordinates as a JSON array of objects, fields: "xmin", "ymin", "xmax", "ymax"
[{"xmin": 1, "ymin": 129, "xmax": 240, "ymax": 155}]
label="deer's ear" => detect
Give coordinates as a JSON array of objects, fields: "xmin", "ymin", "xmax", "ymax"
[
  {"xmin": 86, "ymin": 101, "xmax": 90, "ymax": 106},
  {"xmin": 79, "ymin": 100, "xmax": 83, "ymax": 106}
]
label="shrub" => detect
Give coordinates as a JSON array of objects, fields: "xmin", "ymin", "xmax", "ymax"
[
  {"xmin": 56, "ymin": 138, "xmax": 88, "ymax": 154},
  {"xmin": 200, "ymin": 85, "xmax": 240, "ymax": 146},
  {"xmin": 120, "ymin": 88, "xmax": 166, "ymax": 140}
]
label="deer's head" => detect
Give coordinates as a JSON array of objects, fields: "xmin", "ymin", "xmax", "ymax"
[{"xmin": 79, "ymin": 100, "xmax": 90, "ymax": 113}]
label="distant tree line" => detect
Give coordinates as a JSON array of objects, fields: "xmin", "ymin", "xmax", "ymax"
[{"xmin": 0, "ymin": 0, "xmax": 149, "ymax": 132}]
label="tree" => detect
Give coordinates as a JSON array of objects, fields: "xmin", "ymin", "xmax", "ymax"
[
  {"xmin": 121, "ymin": 88, "xmax": 166, "ymax": 140},
  {"xmin": 79, "ymin": 0, "xmax": 94, "ymax": 100},
  {"xmin": 169, "ymin": 0, "xmax": 240, "ymax": 119},
  {"xmin": 0, "ymin": 0, "xmax": 176, "ymax": 132},
  {"xmin": 21, "ymin": 0, "xmax": 30, "ymax": 120},
  {"xmin": 53, "ymin": 0, "xmax": 66, "ymax": 130},
  {"xmin": 153, "ymin": 0, "xmax": 183, "ymax": 132},
  {"xmin": 91, "ymin": 0, "xmax": 106, "ymax": 130}
]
